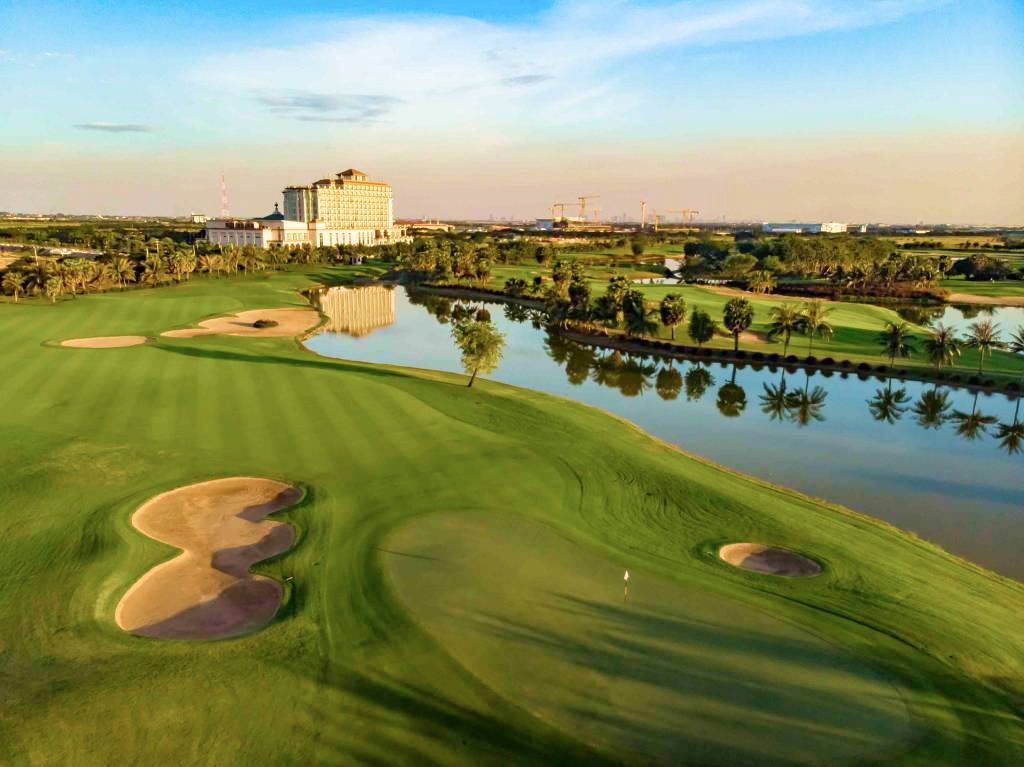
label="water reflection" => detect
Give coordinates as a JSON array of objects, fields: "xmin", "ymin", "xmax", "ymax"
[
  {"xmin": 310, "ymin": 284, "xmax": 396, "ymax": 336},
  {"xmin": 305, "ymin": 286, "xmax": 1024, "ymax": 578},
  {"xmin": 406, "ymin": 293, "xmax": 1021, "ymax": 454}
]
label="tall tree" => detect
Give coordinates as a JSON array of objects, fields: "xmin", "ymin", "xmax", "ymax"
[
  {"xmin": 684, "ymin": 364, "xmax": 714, "ymax": 401},
  {"xmin": 766, "ymin": 304, "xmax": 801, "ymax": 356},
  {"xmin": 451, "ymin": 319, "xmax": 506, "ymax": 387},
  {"xmin": 963, "ymin": 319, "xmax": 1004, "ymax": 375},
  {"xmin": 655, "ymin": 364, "xmax": 683, "ymax": 401},
  {"xmin": 688, "ymin": 309, "xmax": 716, "ymax": 347},
  {"xmin": 2, "ymin": 271, "xmax": 25, "ymax": 302},
  {"xmin": 877, "ymin": 321, "xmax": 917, "ymax": 365},
  {"xmin": 623, "ymin": 289, "xmax": 657, "ymax": 338},
  {"xmin": 912, "ymin": 388, "xmax": 952, "ymax": 429},
  {"xmin": 745, "ymin": 270, "xmax": 777, "ymax": 294},
  {"xmin": 799, "ymin": 300, "xmax": 834, "ymax": 356},
  {"xmin": 658, "ymin": 293, "xmax": 686, "ymax": 340},
  {"xmin": 923, "ymin": 324, "xmax": 962, "ymax": 372},
  {"xmin": 1010, "ymin": 328, "xmax": 1024, "ymax": 387},
  {"xmin": 722, "ymin": 298, "xmax": 754, "ymax": 351}
]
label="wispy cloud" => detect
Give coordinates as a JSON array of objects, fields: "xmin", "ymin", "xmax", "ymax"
[
  {"xmin": 73, "ymin": 122, "xmax": 156, "ymax": 133},
  {"xmin": 254, "ymin": 91, "xmax": 401, "ymax": 124},
  {"xmin": 502, "ymin": 75, "xmax": 552, "ymax": 87},
  {"xmin": 194, "ymin": 0, "xmax": 941, "ymax": 134}
]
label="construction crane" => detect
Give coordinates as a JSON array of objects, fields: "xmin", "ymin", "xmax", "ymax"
[
  {"xmin": 549, "ymin": 202, "xmax": 580, "ymax": 223},
  {"xmin": 578, "ymin": 195, "xmax": 600, "ymax": 222},
  {"xmin": 640, "ymin": 200, "xmax": 647, "ymax": 230},
  {"xmin": 666, "ymin": 207, "xmax": 701, "ymax": 224},
  {"xmin": 652, "ymin": 211, "xmax": 663, "ymax": 232}
]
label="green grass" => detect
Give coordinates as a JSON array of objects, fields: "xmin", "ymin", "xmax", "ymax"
[
  {"xmin": 604, "ymin": 278, "xmax": 1022, "ymax": 377},
  {"xmin": 942, "ymin": 275, "xmax": 1024, "ymax": 300},
  {"xmin": 0, "ymin": 268, "xmax": 1022, "ymax": 765}
]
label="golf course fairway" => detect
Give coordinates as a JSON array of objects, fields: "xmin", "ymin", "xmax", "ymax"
[
  {"xmin": 0, "ymin": 265, "xmax": 1021, "ymax": 765},
  {"xmin": 385, "ymin": 511, "xmax": 914, "ymax": 766}
]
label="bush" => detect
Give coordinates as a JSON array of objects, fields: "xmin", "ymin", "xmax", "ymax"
[
  {"xmin": 876, "ymin": 365, "xmax": 889, "ymax": 373},
  {"xmin": 786, "ymin": 355, "xmax": 799, "ymax": 364},
  {"xmin": 839, "ymin": 360, "xmax": 851, "ymax": 368},
  {"xmin": 752, "ymin": 352, "xmax": 764, "ymax": 361},
  {"xmin": 820, "ymin": 357, "xmax": 835, "ymax": 366},
  {"xmin": 858, "ymin": 362, "xmax": 871, "ymax": 371},
  {"xmin": 805, "ymin": 356, "xmax": 818, "ymax": 365},
  {"xmin": 253, "ymin": 319, "xmax": 279, "ymax": 328}
]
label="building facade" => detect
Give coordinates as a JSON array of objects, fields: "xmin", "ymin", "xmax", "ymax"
[
  {"xmin": 762, "ymin": 222, "xmax": 848, "ymax": 234},
  {"xmin": 206, "ymin": 168, "xmax": 409, "ymax": 249}
]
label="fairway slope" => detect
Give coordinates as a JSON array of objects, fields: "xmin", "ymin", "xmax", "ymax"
[{"xmin": 386, "ymin": 511, "xmax": 916, "ymax": 766}]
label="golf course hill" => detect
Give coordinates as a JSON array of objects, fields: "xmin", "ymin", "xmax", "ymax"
[{"xmin": 0, "ymin": 263, "xmax": 1021, "ymax": 766}]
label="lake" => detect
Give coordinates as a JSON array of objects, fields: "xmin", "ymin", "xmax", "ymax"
[{"xmin": 305, "ymin": 285, "xmax": 1024, "ymax": 579}]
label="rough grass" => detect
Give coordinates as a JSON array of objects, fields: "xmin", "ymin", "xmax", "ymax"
[{"xmin": 0, "ymin": 268, "xmax": 1021, "ymax": 765}]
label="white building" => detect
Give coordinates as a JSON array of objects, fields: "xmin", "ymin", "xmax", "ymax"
[
  {"xmin": 206, "ymin": 168, "xmax": 410, "ymax": 250},
  {"xmin": 762, "ymin": 222, "xmax": 847, "ymax": 234}
]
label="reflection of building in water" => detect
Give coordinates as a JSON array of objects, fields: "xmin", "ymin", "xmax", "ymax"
[{"xmin": 315, "ymin": 285, "xmax": 396, "ymax": 337}]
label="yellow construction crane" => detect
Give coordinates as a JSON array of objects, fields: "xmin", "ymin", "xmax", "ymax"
[
  {"xmin": 652, "ymin": 211, "xmax": 663, "ymax": 232},
  {"xmin": 640, "ymin": 200, "xmax": 647, "ymax": 230},
  {"xmin": 578, "ymin": 195, "xmax": 600, "ymax": 222},
  {"xmin": 666, "ymin": 207, "xmax": 701, "ymax": 224},
  {"xmin": 550, "ymin": 202, "xmax": 580, "ymax": 223}
]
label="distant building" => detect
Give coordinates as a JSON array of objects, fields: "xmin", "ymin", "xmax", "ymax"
[
  {"xmin": 762, "ymin": 222, "xmax": 847, "ymax": 234},
  {"xmin": 206, "ymin": 168, "xmax": 410, "ymax": 249},
  {"xmin": 396, "ymin": 219, "xmax": 454, "ymax": 232},
  {"xmin": 190, "ymin": 213, "xmax": 208, "ymax": 224}
]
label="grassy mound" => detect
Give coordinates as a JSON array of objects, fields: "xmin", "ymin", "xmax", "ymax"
[{"xmin": 0, "ymin": 266, "xmax": 1020, "ymax": 765}]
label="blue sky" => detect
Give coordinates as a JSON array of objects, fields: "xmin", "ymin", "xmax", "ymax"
[{"xmin": 1, "ymin": 0, "xmax": 1021, "ymax": 222}]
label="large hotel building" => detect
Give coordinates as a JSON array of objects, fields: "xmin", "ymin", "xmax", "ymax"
[{"xmin": 206, "ymin": 169, "xmax": 410, "ymax": 249}]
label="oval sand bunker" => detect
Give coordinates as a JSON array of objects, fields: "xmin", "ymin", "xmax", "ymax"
[
  {"xmin": 719, "ymin": 543, "xmax": 821, "ymax": 577},
  {"xmin": 161, "ymin": 307, "xmax": 319, "ymax": 338},
  {"xmin": 61, "ymin": 335, "xmax": 148, "ymax": 348},
  {"xmin": 115, "ymin": 477, "xmax": 301, "ymax": 640}
]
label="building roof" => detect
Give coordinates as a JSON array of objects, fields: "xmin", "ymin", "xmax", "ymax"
[
  {"xmin": 339, "ymin": 168, "xmax": 367, "ymax": 178},
  {"xmin": 260, "ymin": 203, "xmax": 285, "ymax": 221}
]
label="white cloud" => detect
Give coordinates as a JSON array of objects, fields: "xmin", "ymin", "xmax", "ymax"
[
  {"xmin": 191, "ymin": 0, "xmax": 940, "ymax": 136},
  {"xmin": 73, "ymin": 122, "xmax": 157, "ymax": 133}
]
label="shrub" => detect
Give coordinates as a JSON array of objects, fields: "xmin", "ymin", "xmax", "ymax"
[
  {"xmin": 805, "ymin": 356, "xmax": 818, "ymax": 365},
  {"xmin": 820, "ymin": 357, "xmax": 835, "ymax": 366},
  {"xmin": 858, "ymin": 363, "xmax": 871, "ymax": 371},
  {"xmin": 839, "ymin": 360, "xmax": 851, "ymax": 368},
  {"xmin": 752, "ymin": 352, "xmax": 764, "ymax": 361},
  {"xmin": 786, "ymin": 355, "xmax": 799, "ymax": 364}
]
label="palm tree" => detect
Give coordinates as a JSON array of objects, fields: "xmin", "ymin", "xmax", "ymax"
[
  {"xmin": 623, "ymin": 290, "xmax": 658, "ymax": 338},
  {"xmin": 963, "ymin": 319, "xmax": 1004, "ymax": 375},
  {"xmin": 23, "ymin": 260, "xmax": 53, "ymax": 296},
  {"xmin": 683, "ymin": 364, "xmax": 714, "ymax": 401},
  {"xmin": 877, "ymin": 321, "xmax": 917, "ymax": 365},
  {"xmin": 759, "ymin": 371, "xmax": 790, "ymax": 422},
  {"xmin": 996, "ymin": 397, "xmax": 1023, "ymax": 455},
  {"xmin": 722, "ymin": 298, "xmax": 754, "ymax": 351},
  {"xmin": 2, "ymin": 271, "xmax": 25, "ymax": 302},
  {"xmin": 1010, "ymin": 328, "xmax": 1024, "ymax": 388},
  {"xmin": 110, "ymin": 257, "xmax": 136, "ymax": 289},
  {"xmin": 766, "ymin": 304, "xmax": 801, "ymax": 356},
  {"xmin": 784, "ymin": 371, "xmax": 828, "ymax": 426},
  {"xmin": 44, "ymin": 275, "xmax": 62, "ymax": 303},
  {"xmin": 923, "ymin": 324, "xmax": 962, "ymax": 372},
  {"xmin": 867, "ymin": 381, "xmax": 911, "ymax": 424},
  {"xmin": 658, "ymin": 294, "xmax": 686, "ymax": 340},
  {"xmin": 951, "ymin": 392, "xmax": 998, "ymax": 441},
  {"xmin": 799, "ymin": 300, "xmax": 834, "ymax": 356},
  {"xmin": 655, "ymin": 364, "xmax": 683, "ymax": 401},
  {"xmin": 716, "ymin": 366, "xmax": 747, "ymax": 417},
  {"xmin": 912, "ymin": 388, "xmax": 952, "ymax": 429},
  {"xmin": 746, "ymin": 270, "xmax": 777, "ymax": 294}
]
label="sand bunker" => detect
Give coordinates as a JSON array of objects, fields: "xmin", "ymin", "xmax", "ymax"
[
  {"xmin": 61, "ymin": 335, "xmax": 149, "ymax": 348},
  {"xmin": 719, "ymin": 543, "xmax": 821, "ymax": 577},
  {"xmin": 161, "ymin": 307, "xmax": 320, "ymax": 338},
  {"xmin": 115, "ymin": 477, "xmax": 302, "ymax": 640}
]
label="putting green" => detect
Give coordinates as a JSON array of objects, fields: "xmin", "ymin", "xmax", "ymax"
[{"xmin": 385, "ymin": 511, "xmax": 917, "ymax": 766}]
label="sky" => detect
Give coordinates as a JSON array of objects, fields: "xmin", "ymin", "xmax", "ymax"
[{"xmin": 1, "ymin": 0, "xmax": 1022, "ymax": 224}]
